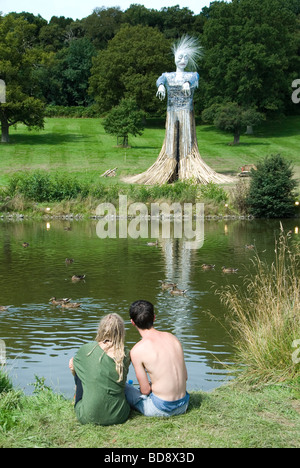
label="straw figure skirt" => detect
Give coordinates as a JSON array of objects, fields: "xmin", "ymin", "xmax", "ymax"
[{"xmin": 124, "ymin": 71, "xmax": 232, "ymax": 185}]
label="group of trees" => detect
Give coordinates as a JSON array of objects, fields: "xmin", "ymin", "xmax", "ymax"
[{"xmin": 0, "ymin": 0, "xmax": 300, "ymax": 142}]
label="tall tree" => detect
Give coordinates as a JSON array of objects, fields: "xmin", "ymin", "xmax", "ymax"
[
  {"xmin": 82, "ymin": 7, "xmax": 123, "ymax": 49},
  {"xmin": 61, "ymin": 38, "xmax": 97, "ymax": 106},
  {"xmin": 202, "ymin": 102, "xmax": 264, "ymax": 144},
  {"xmin": 89, "ymin": 25, "xmax": 173, "ymax": 114},
  {"xmin": 200, "ymin": 0, "xmax": 298, "ymax": 115},
  {"xmin": 0, "ymin": 14, "xmax": 45, "ymax": 142},
  {"xmin": 103, "ymin": 98, "xmax": 145, "ymax": 147},
  {"xmin": 159, "ymin": 6, "xmax": 196, "ymax": 38}
]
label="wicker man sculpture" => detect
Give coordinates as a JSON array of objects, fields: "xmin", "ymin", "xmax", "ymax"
[{"xmin": 125, "ymin": 36, "xmax": 231, "ymax": 185}]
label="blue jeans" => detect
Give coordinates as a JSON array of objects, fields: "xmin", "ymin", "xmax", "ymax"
[{"xmin": 125, "ymin": 383, "xmax": 189, "ymax": 417}]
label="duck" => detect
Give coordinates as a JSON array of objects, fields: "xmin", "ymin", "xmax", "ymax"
[
  {"xmin": 201, "ymin": 264, "xmax": 215, "ymax": 270},
  {"xmin": 65, "ymin": 258, "xmax": 74, "ymax": 264},
  {"xmin": 0, "ymin": 306, "xmax": 9, "ymax": 311},
  {"xmin": 169, "ymin": 287, "xmax": 187, "ymax": 296},
  {"xmin": 61, "ymin": 301, "xmax": 81, "ymax": 308},
  {"xmin": 245, "ymin": 244, "xmax": 255, "ymax": 250},
  {"xmin": 49, "ymin": 297, "xmax": 71, "ymax": 306},
  {"xmin": 160, "ymin": 281, "xmax": 178, "ymax": 290},
  {"xmin": 147, "ymin": 240, "xmax": 158, "ymax": 246},
  {"xmin": 222, "ymin": 266, "xmax": 238, "ymax": 274},
  {"xmin": 71, "ymin": 274, "xmax": 86, "ymax": 282},
  {"xmin": 22, "ymin": 242, "xmax": 29, "ymax": 248}
]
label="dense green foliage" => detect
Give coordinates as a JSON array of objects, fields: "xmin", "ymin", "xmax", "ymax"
[
  {"xmin": 247, "ymin": 154, "xmax": 298, "ymax": 218},
  {"xmin": 103, "ymin": 98, "xmax": 146, "ymax": 146},
  {"xmin": 4, "ymin": 170, "xmax": 203, "ymax": 205},
  {"xmin": 0, "ymin": 15, "xmax": 46, "ymax": 142},
  {"xmin": 0, "ymin": 370, "xmax": 12, "ymax": 394},
  {"xmin": 6, "ymin": 171, "xmax": 85, "ymax": 202},
  {"xmin": 89, "ymin": 25, "xmax": 172, "ymax": 114},
  {"xmin": 200, "ymin": 0, "xmax": 299, "ymax": 116},
  {"xmin": 0, "ymin": 0, "xmax": 299, "ymax": 143},
  {"xmin": 202, "ymin": 102, "xmax": 264, "ymax": 144}
]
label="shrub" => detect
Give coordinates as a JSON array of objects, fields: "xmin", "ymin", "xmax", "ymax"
[
  {"xmin": 231, "ymin": 179, "xmax": 251, "ymax": 215},
  {"xmin": 246, "ymin": 154, "xmax": 297, "ymax": 218},
  {"xmin": 0, "ymin": 370, "xmax": 13, "ymax": 394},
  {"xmin": 45, "ymin": 105, "xmax": 100, "ymax": 118},
  {"xmin": 103, "ymin": 98, "xmax": 145, "ymax": 147},
  {"xmin": 8, "ymin": 171, "xmax": 54, "ymax": 202},
  {"xmin": 198, "ymin": 182, "xmax": 228, "ymax": 204},
  {"xmin": 7, "ymin": 171, "xmax": 85, "ymax": 202}
]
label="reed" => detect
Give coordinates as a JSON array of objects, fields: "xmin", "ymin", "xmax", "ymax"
[{"xmin": 217, "ymin": 225, "xmax": 300, "ymax": 386}]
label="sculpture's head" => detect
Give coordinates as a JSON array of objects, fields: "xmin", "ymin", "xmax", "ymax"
[{"xmin": 172, "ymin": 36, "xmax": 202, "ymax": 72}]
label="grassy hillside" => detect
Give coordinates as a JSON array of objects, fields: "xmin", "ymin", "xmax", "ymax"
[{"xmin": 0, "ymin": 116, "xmax": 299, "ymax": 188}]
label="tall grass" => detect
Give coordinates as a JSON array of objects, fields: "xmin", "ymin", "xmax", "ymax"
[
  {"xmin": 217, "ymin": 225, "xmax": 300, "ymax": 386},
  {"xmin": 3, "ymin": 171, "xmax": 220, "ymax": 206}
]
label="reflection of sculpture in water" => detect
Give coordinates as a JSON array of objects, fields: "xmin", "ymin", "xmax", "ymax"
[{"xmin": 125, "ymin": 36, "xmax": 232, "ymax": 185}]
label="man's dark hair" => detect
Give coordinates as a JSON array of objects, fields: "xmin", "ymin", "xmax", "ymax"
[{"xmin": 129, "ymin": 300, "xmax": 155, "ymax": 330}]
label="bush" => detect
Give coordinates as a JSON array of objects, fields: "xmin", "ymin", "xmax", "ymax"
[
  {"xmin": 4, "ymin": 172, "xmax": 224, "ymax": 208},
  {"xmin": 103, "ymin": 98, "xmax": 145, "ymax": 147},
  {"xmin": 246, "ymin": 154, "xmax": 297, "ymax": 218},
  {"xmin": 0, "ymin": 370, "xmax": 13, "ymax": 394},
  {"xmin": 45, "ymin": 105, "xmax": 100, "ymax": 118},
  {"xmin": 198, "ymin": 182, "xmax": 228, "ymax": 204},
  {"xmin": 231, "ymin": 179, "xmax": 251, "ymax": 215},
  {"xmin": 7, "ymin": 171, "xmax": 85, "ymax": 202}
]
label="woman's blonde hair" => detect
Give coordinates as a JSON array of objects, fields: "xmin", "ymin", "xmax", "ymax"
[{"xmin": 95, "ymin": 313, "xmax": 126, "ymax": 382}]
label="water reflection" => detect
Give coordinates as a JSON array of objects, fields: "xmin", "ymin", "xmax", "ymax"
[{"xmin": 0, "ymin": 218, "xmax": 298, "ymax": 396}]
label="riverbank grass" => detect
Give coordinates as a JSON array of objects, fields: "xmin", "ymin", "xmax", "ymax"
[
  {"xmin": 217, "ymin": 227, "xmax": 300, "ymax": 386},
  {"xmin": 0, "ymin": 375, "xmax": 299, "ymax": 448}
]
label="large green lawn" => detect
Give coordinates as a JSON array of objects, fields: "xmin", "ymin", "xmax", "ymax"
[{"xmin": 0, "ymin": 115, "xmax": 299, "ymax": 187}]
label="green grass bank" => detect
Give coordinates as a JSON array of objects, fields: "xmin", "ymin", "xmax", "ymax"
[
  {"xmin": 0, "ymin": 374, "xmax": 299, "ymax": 448},
  {"xmin": 0, "ymin": 115, "xmax": 299, "ymax": 187},
  {"xmin": 0, "ymin": 115, "xmax": 299, "ymax": 217}
]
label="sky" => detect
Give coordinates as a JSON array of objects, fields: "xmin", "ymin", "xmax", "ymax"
[{"xmin": 0, "ymin": 0, "xmax": 214, "ymax": 21}]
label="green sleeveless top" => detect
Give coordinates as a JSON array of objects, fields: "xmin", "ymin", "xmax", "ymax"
[{"xmin": 73, "ymin": 342, "xmax": 131, "ymax": 426}]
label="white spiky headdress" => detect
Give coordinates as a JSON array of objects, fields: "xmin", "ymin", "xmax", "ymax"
[{"xmin": 172, "ymin": 35, "xmax": 202, "ymax": 70}]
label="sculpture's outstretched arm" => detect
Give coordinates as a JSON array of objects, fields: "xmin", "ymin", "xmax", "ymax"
[
  {"xmin": 156, "ymin": 74, "xmax": 167, "ymax": 100},
  {"xmin": 156, "ymin": 84, "xmax": 166, "ymax": 100}
]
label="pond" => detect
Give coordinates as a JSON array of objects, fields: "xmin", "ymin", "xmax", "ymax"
[{"xmin": 0, "ymin": 217, "xmax": 299, "ymax": 397}]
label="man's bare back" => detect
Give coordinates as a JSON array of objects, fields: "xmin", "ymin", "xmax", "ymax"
[{"xmin": 130, "ymin": 328, "xmax": 187, "ymax": 401}]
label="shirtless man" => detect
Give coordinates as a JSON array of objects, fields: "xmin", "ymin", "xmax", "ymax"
[{"xmin": 125, "ymin": 300, "xmax": 189, "ymax": 417}]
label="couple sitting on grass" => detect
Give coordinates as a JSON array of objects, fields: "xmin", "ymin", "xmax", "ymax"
[{"xmin": 69, "ymin": 300, "xmax": 189, "ymax": 425}]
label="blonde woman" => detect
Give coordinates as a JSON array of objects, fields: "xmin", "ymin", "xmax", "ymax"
[{"xmin": 69, "ymin": 314, "xmax": 130, "ymax": 425}]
